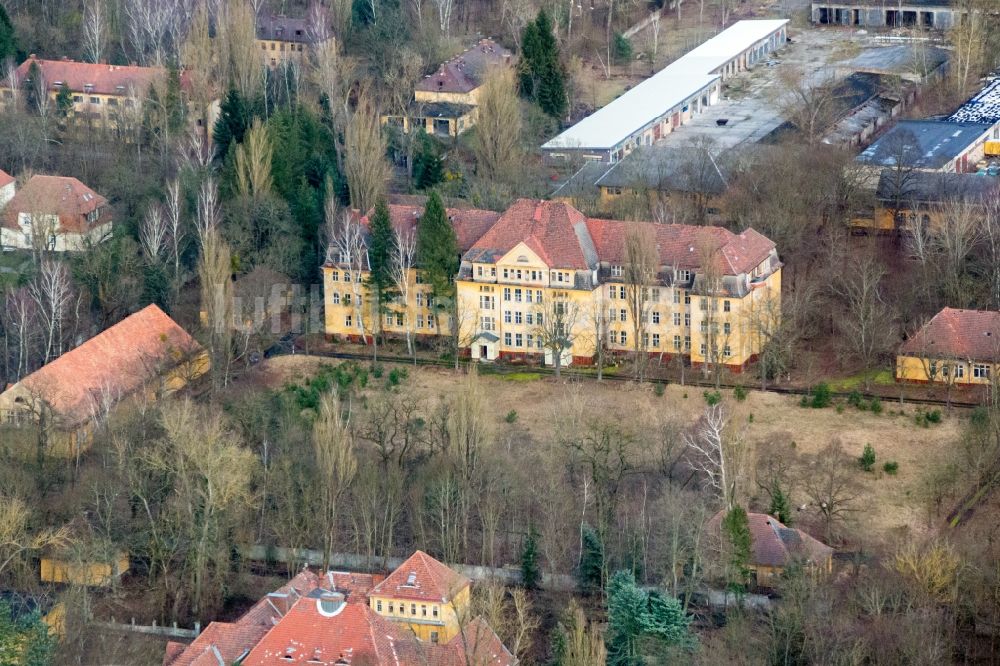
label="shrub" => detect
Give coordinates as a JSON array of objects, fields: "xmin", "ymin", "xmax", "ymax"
[
  {"xmin": 748, "ymin": 413, "xmax": 754, "ymax": 423},
  {"xmin": 847, "ymin": 390, "xmax": 863, "ymax": 408},
  {"xmin": 883, "ymin": 461, "xmax": 899, "ymax": 475},
  {"xmin": 836, "ymin": 404, "xmax": 844, "ymax": 414},
  {"xmin": 733, "ymin": 385, "xmax": 749, "ymax": 402},
  {"xmin": 386, "ymin": 368, "xmax": 406, "ymax": 387},
  {"xmin": 371, "ymin": 364, "xmax": 384, "ymax": 378},
  {"xmin": 799, "ymin": 395, "xmax": 809, "ymax": 408},
  {"xmin": 654, "ymin": 383, "xmax": 666, "ymax": 397},
  {"xmin": 505, "ymin": 410, "xmax": 519, "ymax": 424},
  {"xmin": 703, "ymin": 390, "xmax": 722, "ymax": 406},
  {"xmin": 683, "ymin": 392, "xmax": 688, "ymax": 399},
  {"xmin": 926, "ymin": 409, "xmax": 942, "ymax": 424},
  {"xmin": 972, "ymin": 406, "xmax": 990, "ymax": 428},
  {"xmin": 869, "ymin": 397, "xmax": 882, "ymax": 414},
  {"xmin": 859, "ymin": 443, "xmax": 876, "ymax": 472},
  {"xmin": 810, "ymin": 382, "xmax": 832, "ymax": 408}
]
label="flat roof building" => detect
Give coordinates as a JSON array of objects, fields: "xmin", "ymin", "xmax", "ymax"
[
  {"xmin": 542, "ymin": 19, "xmax": 789, "ymax": 163},
  {"xmin": 812, "ymin": 0, "xmax": 966, "ymax": 30},
  {"xmin": 857, "ymin": 120, "xmax": 995, "ymax": 173}
]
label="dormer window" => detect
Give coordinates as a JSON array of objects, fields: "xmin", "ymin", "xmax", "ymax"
[
  {"xmin": 404, "ymin": 572, "xmax": 417, "ymax": 586},
  {"xmin": 610, "ymin": 265, "xmax": 623, "ymax": 277},
  {"xmin": 675, "ymin": 269, "xmax": 691, "ymax": 283}
]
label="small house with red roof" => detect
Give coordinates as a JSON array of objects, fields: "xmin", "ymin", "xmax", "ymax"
[
  {"xmin": 164, "ymin": 554, "xmax": 516, "ymax": 666},
  {"xmin": 0, "ymin": 304, "xmax": 207, "ymax": 456},
  {"xmin": 383, "ymin": 38, "xmax": 513, "ymax": 137},
  {"xmin": 707, "ymin": 510, "xmax": 834, "ymax": 588},
  {"xmin": 0, "ymin": 168, "xmax": 14, "ymax": 208},
  {"xmin": 368, "ymin": 550, "xmax": 472, "ymax": 644},
  {"xmin": 0, "ymin": 174, "xmax": 112, "ymax": 251},
  {"xmin": 897, "ymin": 307, "xmax": 1000, "ymax": 384}
]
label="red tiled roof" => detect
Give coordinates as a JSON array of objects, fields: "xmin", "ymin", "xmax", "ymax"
[
  {"xmin": 371, "ymin": 550, "xmax": 471, "ymax": 603},
  {"xmin": 416, "ymin": 39, "xmax": 512, "ymax": 94},
  {"xmin": 164, "ymin": 622, "xmax": 269, "ymax": 666},
  {"xmin": 12, "ymin": 56, "xmax": 167, "ymax": 97},
  {"xmin": 0, "ymin": 169, "xmax": 13, "ymax": 189},
  {"xmin": 380, "ymin": 204, "xmax": 500, "ymax": 253},
  {"xmin": 4, "ymin": 304, "xmax": 201, "ymax": 427},
  {"xmin": 584, "ymin": 217, "xmax": 775, "ymax": 275},
  {"xmin": 900, "ymin": 308, "xmax": 1000, "ymax": 362},
  {"xmin": 2, "ymin": 175, "xmax": 109, "ymax": 234},
  {"xmin": 708, "ymin": 511, "xmax": 833, "ymax": 569},
  {"xmin": 241, "ymin": 591, "xmax": 424, "ymax": 665},
  {"xmin": 465, "ymin": 199, "xmax": 593, "ymax": 269}
]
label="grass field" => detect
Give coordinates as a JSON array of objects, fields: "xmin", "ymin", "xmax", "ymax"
[{"xmin": 262, "ymin": 355, "xmax": 963, "ymax": 547}]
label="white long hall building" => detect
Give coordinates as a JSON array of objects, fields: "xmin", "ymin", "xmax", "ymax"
[{"xmin": 542, "ymin": 19, "xmax": 789, "ymax": 163}]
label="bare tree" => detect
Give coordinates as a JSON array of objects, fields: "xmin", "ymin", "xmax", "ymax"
[
  {"xmin": 779, "ymin": 67, "xmax": 844, "ymax": 146},
  {"xmin": 313, "ymin": 393, "xmax": 358, "ymax": 571},
  {"xmin": 198, "ymin": 222, "xmax": 234, "ymax": 391},
  {"xmin": 83, "ymin": 0, "xmax": 107, "ymax": 64},
  {"xmin": 306, "ymin": 1, "xmax": 333, "ymax": 45},
  {"xmin": 3, "ymin": 59, "xmax": 21, "ymax": 109},
  {"xmin": 532, "ymin": 291, "xmax": 582, "ymax": 377},
  {"xmin": 140, "ymin": 204, "xmax": 168, "ymax": 263},
  {"xmin": 555, "ymin": 598, "xmax": 606, "ymax": 666},
  {"xmin": 474, "ymin": 66, "xmax": 522, "ymax": 184},
  {"xmin": 391, "ymin": 225, "xmax": 418, "ymax": 361},
  {"xmin": 234, "ymin": 118, "xmax": 274, "ymax": 199},
  {"xmin": 327, "ymin": 202, "xmax": 375, "ymax": 355},
  {"xmin": 434, "ymin": 0, "xmax": 454, "ymax": 36},
  {"xmin": 796, "ymin": 439, "xmax": 858, "ymax": 543},
  {"xmin": 344, "ymin": 90, "xmax": 389, "ymax": 213},
  {"xmin": 832, "ymin": 253, "xmax": 896, "ymax": 390},
  {"xmin": 683, "ymin": 404, "xmax": 739, "ymax": 510},
  {"xmin": 623, "ymin": 225, "xmax": 658, "ymax": 380},
  {"xmin": 29, "ymin": 260, "xmax": 75, "ymax": 364},
  {"xmin": 936, "ymin": 196, "xmax": 981, "ymax": 304},
  {"xmin": 0, "ymin": 494, "xmax": 70, "ymax": 582},
  {"xmin": 165, "ymin": 178, "xmax": 185, "ymax": 280}
]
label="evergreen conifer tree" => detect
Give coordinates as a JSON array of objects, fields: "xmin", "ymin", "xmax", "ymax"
[
  {"xmin": 607, "ymin": 570, "xmax": 646, "ymax": 666},
  {"xmin": 722, "ymin": 505, "xmax": 752, "ymax": 593},
  {"xmin": 55, "ymin": 84, "xmax": 73, "ymax": 117},
  {"xmin": 520, "ymin": 526, "xmax": 541, "ymax": 590},
  {"xmin": 769, "ymin": 480, "xmax": 792, "ymax": 525},
  {"xmin": 0, "ymin": 5, "xmax": 18, "ymax": 62},
  {"xmin": 577, "ymin": 524, "xmax": 604, "ymax": 595},
  {"xmin": 415, "ymin": 191, "xmax": 458, "ymax": 300},
  {"xmin": 214, "ymin": 88, "xmax": 253, "ymax": 161},
  {"xmin": 366, "ymin": 198, "xmax": 395, "ymax": 303},
  {"xmin": 412, "ymin": 132, "xmax": 444, "ymax": 190},
  {"xmin": 519, "ymin": 9, "xmax": 567, "ymax": 118}
]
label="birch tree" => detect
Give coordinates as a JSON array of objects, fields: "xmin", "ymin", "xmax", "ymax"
[
  {"xmin": 165, "ymin": 178, "xmax": 185, "ymax": 280},
  {"xmin": 140, "ymin": 204, "xmax": 168, "ymax": 264},
  {"xmin": 29, "ymin": 259, "xmax": 75, "ymax": 365},
  {"xmin": 683, "ymin": 404, "xmax": 737, "ymax": 509},
  {"xmin": 391, "ymin": 225, "xmax": 418, "ymax": 361},
  {"xmin": 83, "ymin": 0, "xmax": 107, "ymax": 64}
]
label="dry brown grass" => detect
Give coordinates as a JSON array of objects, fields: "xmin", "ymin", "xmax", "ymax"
[{"xmin": 261, "ymin": 356, "xmax": 964, "ymax": 544}]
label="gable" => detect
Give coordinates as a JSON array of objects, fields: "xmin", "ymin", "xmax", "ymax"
[{"xmin": 496, "ymin": 242, "xmax": 549, "ymax": 269}]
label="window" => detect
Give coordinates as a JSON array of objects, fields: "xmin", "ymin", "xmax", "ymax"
[
  {"xmin": 527, "ymin": 334, "xmax": 534, "ymax": 348},
  {"xmin": 620, "ymin": 331, "xmax": 627, "ymax": 346},
  {"xmin": 516, "ymin": 269, "xmax": 522, "ymax": 279},
  {"xmin": 652, "ymin": 334, "xmax": 660, "ymax": 347},
  {"xmin": 330, "ymin": 271, "xmax": 339, "ymax": 282},
  {"xmin": 430, "ymin": 632, "xmax": 439, "ymax": 644},
  {"xmin": 515, "ymin": 311, "xmax": 523, "ymax": 324},
  {"xmin": 724, "ymin": 345, "xmax": 732, "ymax": 358},
  {"xmin": 433, "ymin": 606, "xmax": 439, "ymax": 618},
  {"xmin": 700, "ymin": 297, "xmax": 708, "ymax": 311},
  {"xmin": 417, "ymin": 315, "xmax": 424, "ymax": 328},
  {"xmin": 673, "ymin": 313, "xmax": 681, "ymax": 326},
  {"xmin": 415, "ymin": 273, "xmax": 425, "ymax": 284},
  {"xmin": 515, "ymin": 289, "xmax": 523, "ymax": 303},
  {"xmin": 673, "ymin": 335, "xmax": 681, "ymax": 351},
  {"xmin": 684, "ymin": 336, "xmax": 690, "ymax": 351},
  {"xmin": 724, "ymin": 300, "xmax": 731, "ymax": 313},
  {"xmin": 620, "ymin": 309, "xmax": 627, "ymax": 322},
  {"xmin": 610, "ymin": 331, "xmax": 618, "ymax": 344},
  {"xmin": 480, "ymin": 295, "xmax": 493, "ymax": 309},
  {"xmin": 955, "ymin": 364, "xmax": 965, "ymax": 378},
  {"xmin": 651, "ymin": 288, "xmax": 660, "ymax": 302},
  {"xmin": 974, "ymin": 364, "xmax": 991, "ymax": 379},
  {"xmin": 611, "ymin": 265, "xmax": 623, "ymax": 277},
  {"xmin": 89, "ymin": 96, "xmax": 100, "ymax": 104},
  {"xmin": 504, "ymin": 310, "xmax": 512, "ymax": 323},
  {"xmin": 396, "ymin": 313, "xmax": 404, "ymax": 326},
  {"xmin": 723, "ymin": 322, "xmax": 731, "ymax": 335},
  {"xmin": 376, "ymin": 600, "xmax": 382, "ymax": 612},
  {"xmin": 503, "ymin": 288, "xmax": 511, "ymax": 301},
  {"xmin": 526, "ymin": 313, "xmax": 534, "ymax": 325},
  {"xmin": 700, "ymin": 343, "xmax": 707, "ymax": 356},
  {"xmin": 515, "ymin": 334, "xmax": 523, "ymax": 347},
  {"xmin": 477, "ymin": 266, "xmax": 483, "ymax": 277},
  {"xmin": 619, "ymin": 286, "xmax": 626, "ymax": 299},
  {"xmin": 481, "ymin": 316, "xmax": 494, "ymax": 331},
  {"xmin": 332, "ymin": 293, "xmax": 340, "ymax": 305},
  {"xmin": 73, "ymin": 95, "xmax": 82, "ymax": 103},
  {"xmin": 700, "ymin": 321, "xmax": 707, "ymax": 333},
  {"xmin": 422, "ymin": 605, "xmax": 427, "ymax": 617},
  {"xmin": 536, "ymin": 290, "xmax": 543, "ymax": 302},
  {"xmin": 652, "ymin": 311, "xmax": 660, "ymax": 324},
  {"xmin": 684, "ymin": 293, "xmax": 691, "ymax": 305},
  {"xmin": 684, "ymin": 313, "xmax": 690, "ymax": 327},
  {"xmin": 676, "ymin": 269, "xmax": 691, "ymax": 283},
  {"xmin": 525, "ymin": 290, "xmax": 533, "ymax": 304},
  {"xmin": 344, "ymin": 271, "xmax": 351, "ymax": 282},
  {"xmin": 386, "ymin": 314, "xmax": 394, "ymax": 326},
  {"xmin": 492, "ymin": 267, "xmax": 497, "ymax": 277},
  {"xmin": 536, "ymin": 313, "xmax": 543, "ymax": 325},
  {"xmin": 609, "ymin": 285, "xmax": 616, "ymax": 299},
  {"xmin": 503, "ymin": 268, "xmax": 509, "ymax": 279},
  {"xmin": 609, "ymin": 308, "xmax": 617, "ymax": 322},
  {"xmin": 411, "ymin": 604, "xmax": 416, "ymax": 615},
  {"xmin": 673, "ymin": 290, "xmax": 680, "ymax": 304},
  {"xmin": 428, "ymin": 314, "xmax": 436, "ymax": 328},
  {"xmin": 504, "ymin": 332, "xmax": 512, "ymax": 346},
  {"xmin": 107, "ymin": 98, "xmax": 118, "ymax": 106},
  {"xmin": 416, "ymin": 293, "xmax": 425, "ymax": 307},
  {"xmin": 345, "ymin": 314, "xmax": 353, "ymax": 328}
]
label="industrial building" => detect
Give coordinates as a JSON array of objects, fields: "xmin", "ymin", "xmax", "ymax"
[
  {"xmin": 541, "ymin": 19, "xmax": 789, "ymax": 163},
  {"xmin": 811, "ymin": 0, "xmax": 965, "ymax": 29}
]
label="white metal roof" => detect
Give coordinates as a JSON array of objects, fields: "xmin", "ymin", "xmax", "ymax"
[{"xmin": 543, "ymin": 19, "xmax": 789, "ymax": 152}]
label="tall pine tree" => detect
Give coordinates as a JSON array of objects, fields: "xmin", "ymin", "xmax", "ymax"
[
  {"xmin": 0, "ymin": 5, "xmax": 18, "ymax": 63},
  {"xmin": 520, "ymin": 526, "xmax": 541, "ymax": 590},
  {"xmin": 366, "ymin": 198, "xmax": 395, "ymax": 306},
  {"xmin": 577, "ymin": 524, "xmax": 604, "ymax": 596},
  {"xmin": 415, "ymin": 191, "xmax": 458, "ymax": 300},
  {"xmin": 519, "ymin": 9, "xmax": 567, "ymax": 118},
  {"xmin": 722, "ymin": 505, "xmax": 752, "ymax": 593}
]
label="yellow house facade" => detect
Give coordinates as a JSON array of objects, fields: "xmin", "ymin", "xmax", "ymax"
[
  {"xmin": 323, "ymin": 199, "xmax": 781, "ymax": 371},
  {"xmin": 40, "ymin": 552, "xmax": 129, "ymax": 587},
  {"xmin": 368, "ymin": 550, "xmax": 471, "ymax": 644},
  {"xmin": 896, "ymin": 308, "xmax": 1000, "ymax": 384},
  {"xmin": 255, "ymin": 14, "xmax": 334, "ymax": 69}
]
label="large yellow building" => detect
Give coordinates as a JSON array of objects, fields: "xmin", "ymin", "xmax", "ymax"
[
  {"xmin": 323, "ymin": 199, "xmax": 781, "ymax": 371},
  {"xmin": 896, "ymin": 307, "xmax": 1000, "ymax": 384},
  {"xmin": 255, "ymin": 14, "xmax": 334, "ymax": 69},
  {"xmin": 383, "ymin": 39, "xmax": 513, "ymax": 137}
]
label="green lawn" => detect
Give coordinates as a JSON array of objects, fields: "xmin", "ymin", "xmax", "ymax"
[
  {"xmin": 500, "ymin": 371, "xmax": 543, "ymax": 382},
  {"xmin": 829, "ymin": 369, "xmax": 895, "ymax": 392}
]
